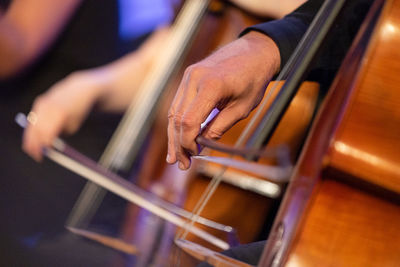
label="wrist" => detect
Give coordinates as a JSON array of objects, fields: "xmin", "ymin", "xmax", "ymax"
[
  {"xmin": 241, "ymin": 31, "xmax": 281, "ymax": 76},
  {"xmin": 87, "ymin": 67, "xmax": 115, "ymax": 110}
]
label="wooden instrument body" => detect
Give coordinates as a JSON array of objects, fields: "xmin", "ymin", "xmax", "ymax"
[
  {"xmin": 115, "ymin": 4, "xmax": 272, "ymax": 266},
  {"xmin": 116, "ymin": 3, "xmax": 319, "ymax": 265},
  {"xmin": 129, "ymin": 3, "xmax": 263, "ymax": 191},
  {"xmin": 183, "ymin": 80, "xmax": 318, "ymax": 248},
  {"xmin": 260, "ymin": 0, "xmax": 400, "ymax": 265},
  {"xmin": 119, "ymin": 4, "xmax": 321, "ymax": 263}
]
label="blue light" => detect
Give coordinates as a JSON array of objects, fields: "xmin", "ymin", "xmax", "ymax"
[{"xmin": 118, "ymin": 0, "xmax": 174, "ymax": 40}]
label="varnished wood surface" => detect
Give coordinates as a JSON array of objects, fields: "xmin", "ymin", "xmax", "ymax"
[
  {"xmin": 182, "ymin": 81, "xmax": 318, "ymax": 247},
  {"xmin": 115, "ymin": 4, "xmax": 269, "ymax": 265},
  {"xmin": 329, "ymin": 0, "xmax": 400, "ymax": 193},
  {"xmin": 259, "ymin": 0, "xmax": 400, "ymax": 266},
  {"xmin": 183, "ymin": 175, "xmax": 273, "ymax": 249},
  {"xmin": 258, "ymin": 5, "xmax": 376, "ymax": 264},
  {"xmin": 286, "ymin": 178, "xmax": 400, "ymax": 267},
  {"xmin": 287, "ymin": 1, "xmax": 400, "ymax": 265},
  {"xmin": 200, "ymin": 81, "xmax": 319, "ymax": 165}
]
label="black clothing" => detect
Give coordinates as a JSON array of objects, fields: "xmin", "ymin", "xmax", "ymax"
[
  {"xmin": 0, "ymin": 0, "xmax": 121, "ymax": 238},
  {"xmin": 0, "ymin": 0, "xmax": 149, "ymax": 265},
  {"xmin": 243, "ymin": 0, "xmax": 373, "ymax": 91},
  {"xmin": 230, "ymin": 0, "xmax": 374, "ymax": 264}
]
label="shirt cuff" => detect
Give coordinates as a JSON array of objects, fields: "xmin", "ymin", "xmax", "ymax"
[{"xmin": 240, "ymin": 17, "xmax": 308, "ymax": 68}]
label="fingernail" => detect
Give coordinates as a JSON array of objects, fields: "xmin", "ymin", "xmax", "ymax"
[
  {"xmin": 178, "ymin": 162, "xmax": 185, "ymax": 170},
  {"xmin": 166, "ymin": 154, "xmax": 171, "ymax": 163}
]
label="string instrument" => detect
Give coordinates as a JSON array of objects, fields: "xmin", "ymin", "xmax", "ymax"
[
  {"xmin": 66, "ymin": 0, "xmax": 217, "ymax": 228},
  {"xmin": 13, "ymin": 0, "xmax": 295, "ymax": 264},
  {"xmin": 63, "ymin": 2, "xmax": 259, "ymax": 265},
  {"xmin": 66, "ymin": 0, "xmax": 276, "ymax": 229},
  {"xmin": 260, "ymin": 0, "xmax": 400, "ymax": 265},
  {"xmin": 12, "ymin": 0, "xmax": 264, "ymax": 264},
  {"xmin": 58, "ymin": 1, "xmax": 319, "ymax": 265},
  {"xmin": 12, "ymin": 0, "xmax": 317, "ymax": 265},
  {"xmin": 113, "ymin": 2, "xmax": 290, "ymax": 265},
  {"xmin": 114, "ymin": 79, "xmax": 319, "ymax": 267},
  {"xmin": 177, "ymin": 0, "xmax": 400, "ymax": 265},
  {"xmin": 116, "ymin": 2, "xmax": 319, "ymax": 264},
  {"xmin": 180, "ymin": 80, "xmax": 318, "ymax": 247}
]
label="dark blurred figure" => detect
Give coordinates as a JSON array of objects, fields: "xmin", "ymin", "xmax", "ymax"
[{"xmin": 0, "ymin": 0, "xmax": 173, "ymax": 265}]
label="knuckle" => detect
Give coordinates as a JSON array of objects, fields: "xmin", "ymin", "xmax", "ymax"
[
  {"xmin": 184, "ymin": 65, "xmax": 195, "ymax": 75},
  {"xmin": 234, "ymin": 104, "xmax": 252, "ymax": 120},
  {"xmin": 180, "ymin": 116, "xmax": 197, "ymax": 131},
  {"xmin": 184, "ymin": 64, "xmax": 196, "ymax": 75},
  {"xmin": 185, "ymin": 64, "xmax": 205, "ymax": 80},
  {"xmin": 172, "ymin": 112, "xmax": 184, "ymax": 128},
  {"xmin": 204, "ymin": 128, "xmax": 223, "ymax": 140},
  {"xmin": 200, "ymin": 76, "xmax": 222, "ymax": 89},
  {"xmin": 167, "ymin": 107, "xmax": 176, "ymax": 119},
  {"xmin": 237, "ymin": 109, "xmax": 251, "ymax": 120}
]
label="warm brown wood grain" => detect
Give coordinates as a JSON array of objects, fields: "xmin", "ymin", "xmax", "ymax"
[
  {"xmin": 258, "ymin": 6, "xmax": 377, "ymax": 264},
  {"xmin": 115, "ymin": 4, "xmax": 270, "ymax": 266},
  {"xmin": 286, "ymin": 177, "xmax": 400, "ymax": 267},
  {"xmin": 329, "ymin": 0, "xmax": 400, "ymax": 193},
  {"xmin": 201, "ymin": 81, "xmax": 319, "ymax": 164},
  {"xmin": 259, "ymin": 0, "xmax": 400, "ymax": 266},
  {"xmin": 182, "ymin": 81, "xmax": 318, "ymax": 248}
]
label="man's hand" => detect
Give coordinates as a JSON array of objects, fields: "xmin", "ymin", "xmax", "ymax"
[{"xmin": 166, "ymin": 31, "xmax": 281, "ymax": 170}]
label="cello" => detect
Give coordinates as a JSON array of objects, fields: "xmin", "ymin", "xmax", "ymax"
[
  {"xmin": 114, "ymin": 2, "xmax": 318, "ymax": 265},
  {"xmin": 260, "ymin": 0, "xmax": 400, "ymax": 265},
  {"xmin": 177, "ymin": 0, "xmax": 400, "ymax": 265},
  {"xmin": 63, "ymin": 1, "xmax": 318, "ymax": 266},
  {"xmin": 115, "ymin": 2, "xmax": 320, "ymax": 264}
]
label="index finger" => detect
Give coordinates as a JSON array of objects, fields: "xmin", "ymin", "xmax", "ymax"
[
  {"xmin": 178, "ymin": 82, "xmax": 222, "ymax": 155},
  {"xmin": 167, "ymin": 71, "xmax": 194, "ymax": 164}
]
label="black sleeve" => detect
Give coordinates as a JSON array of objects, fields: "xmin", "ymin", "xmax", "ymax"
[
  {"xmin": 240, "ymin": 0, "xmax": 324, "ymax": 68},
  {"xmin": 241, "ymin": 0, "xmax": 373, "ymax": 90}
]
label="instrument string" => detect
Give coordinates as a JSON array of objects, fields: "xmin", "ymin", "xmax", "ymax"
[
  {"xmin": 177, "ymin": 0, "xmax": 347, "ymax": 247},
  {"xmin": 67, "ymin": 0, "xmax": 211, "ymax": 228}
]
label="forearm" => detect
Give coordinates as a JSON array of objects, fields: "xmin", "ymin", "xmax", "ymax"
[
  {"xmin": 95, "ymin": 51, "xmax": 149, "ymax": 112},
  {"xmin": 0, "ymin": 0, "xmax": 82, "ymax": 79},
  {"xmin": 0, "ymin": 16, "xmax": 24, "ymax": 78},
  {"xmin": 96, "ymin": 27, "xmax": 171, "ymax": 112}
]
